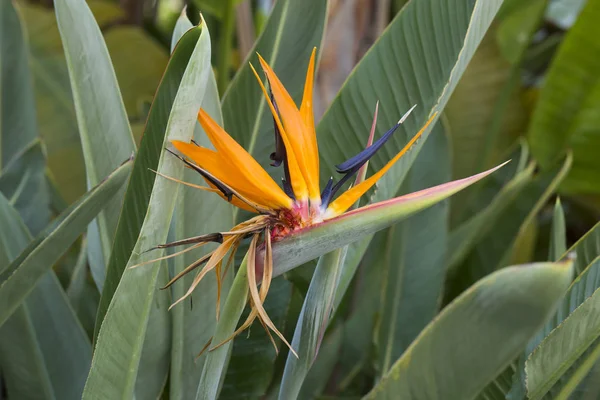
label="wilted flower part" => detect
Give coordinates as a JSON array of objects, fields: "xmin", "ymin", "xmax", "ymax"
[{"xmin": 145, "ymin": 48, "xmax": 440, "ymax": 356}]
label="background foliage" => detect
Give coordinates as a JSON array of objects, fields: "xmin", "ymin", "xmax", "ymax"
[{"xmin": 0, "ymin": 0, "xmax": 599, "ymax": 399}]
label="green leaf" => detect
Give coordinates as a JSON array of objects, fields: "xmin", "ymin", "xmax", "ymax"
[
  {"xmin": 82, "ymin": 22, "xmax": 212, "ymax": 400},
  {"xmin": 445, "ymin": 20, "xmax": 526, "ymax": 182},
  {"xmin": 317, "ymin": 0, "xmax": 505, "ymax": 201},
  {"xmin": 198, "ymin": 163, "xmax": 505, "ymax": 400},
  {"xmin": 0, "ymin": 0, "xmax": 38, "ymax": 168},
  {"xmin": 18, "ymin": 2, "xmax": 167, "ymax": 203},
  {"xmin": 527, "ymin": 0, "xmax": 600, "ymax": 193},
  {"xmin": 104, "ymin": 27, "xmax": 169, "ymax": 124},
  {"xmin": 221, "ymin": 0, "xmax": 328, "ymax": 189},
  {"xmin": 95, "ymin": 19, "xmax": 205, "ymax": 339},
  {"xmin": 168, "ymin": 13, "xmax": 235, "ymax": 399},
  {"xmin": 17, "ymin": 2, "xmax": 85, "ymax": 205},
  {"xmin": 0, "ymin": 160, "xmax": 132, "ymax": 328},
  {"xmin": 171, "ymin": 10, "xmax": 194, "ymax": 52},
  {"xmin": 54, "ymin": 0, "xmax": 137, "ymax": 290},
  {"xmin": 374, "ymin": 126, "xmax": 450, "ymax": 376},
  {"xmin": 549, "ymin": 197, "xmax": 567, "ymax": 261},
  {"xmin": 365, "ymin": 260, "xmax": 574, "ymax": 400},
  {"xmin": 525, "ymin": 274, "xmax": 600, "ymax": 399},
  {"xmin": 270, "ymin": 163, "xmax": 507, "ymax": 278},
  {"xmin": 0, "ymin": 0, "xmax": 49, "ymax": 234},
  {"xmin": 318, "ymin": 0, "xmax": 507, "ymax": 314},
  {"xmin": 509, "ymin": 221, "xmax": 600, "ymax": 398},
  {"xmin": 0, "ymin": 193, "xmax": 92, "ymax": 400}
]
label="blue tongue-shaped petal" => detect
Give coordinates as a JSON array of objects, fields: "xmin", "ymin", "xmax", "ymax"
[
  {"xmin": 335, "ymin": 104, "xmax": 416, "ymax": 173},
  {"xmin": 320, "ymin": 105, "xmax": 417, "ymax": 208}
]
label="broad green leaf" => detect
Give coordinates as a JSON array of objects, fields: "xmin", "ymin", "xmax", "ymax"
[
  {"xmin": 168, "ymin": 14, "xmax": 235, "ymax": 399},
  {"xmin": 549, "ymin": 197, "xmax": 567, "ymax": 261},
  {"xmin": 375, "ymin": 127, "xmax": 450, "ymax": 376},
  {"xmin": 55, "ymin": 0, "xmax": 136, "ymax": 290},
  {"xmin": 0, "ymin": 193, "xmax": 92, "ymax": 400},
  {"xmin": 221, "ymin": 0, "xmax": 328, "ymax": 188},
  {"xmin": 0, "ymin": 160, "xmax": 132, "ymax": 327},
  {"xmin": 509, "ymin": 222, "xmax": 600, "ymax": 398},
  {"xmin": 0, "ymin": 0, "xmax": 38, "ymax": 169},
  {"xmin": 104, "ymin": 27, "xmax": 169, "ymax": 123},
  {"xmin": 0, "ymin": 126, "xmax": 49, "ymax": 237},
  {"xmin": 17, "ymin": 2, "xmax": 85, "ymax": 204},
  {"xmin": 525, "ymin": 278, "xmax": 600, "ymax": 399},
  {"xmin": 95, "ymin": 19, "xmax": 207, "ymax": 339},
  {"xmin": 198, "ymin": 163, "xmax": 505, "ymax": 400},
  {"xmin": 527, "ymin": 0, "xmax": 600, "ymax": 193},
  {"xmin": 317, "ymin": 0, "xmax": 504, "ymax": 202},
  {"xmin": 318, "ymin": 0, "xmax": 506, "ymax": 313},
  {"xmin": 0, "ymin": 0, "xmax": 49, "ymax": 234},
  {"xmin": 270, "ymin": 163, "xmax": 507, "ymax": 277},
  {"xmin": 445, "ymin": 21, "xmax": 526, "ymax": 182},
  {"xmin": 18, "ymin": 2, "xmax": 168, "ymax": 203},
  {"xmin": 82, "ymin": 23, "xmax": 211, "ymax": 400},
  {"xmin": 365, "ymin": 260, "xmax": 574, "ymax": 400}
]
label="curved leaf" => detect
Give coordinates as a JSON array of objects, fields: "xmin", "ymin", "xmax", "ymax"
[
  {"xmin": 317, "ymin": 0, "xmax": 504, "ymax": 200},
  {"xmin": 365, "ymin": 260, "xmax": 574, "ymax": 400},
  {"xmin": 270, "ymin": 163, "xmax": 507, "ymax": 277},
  {"xmin": 509, "ymin": 222, "xmax": 600, "ymax": 398},
  {"xmin": 527, "ymin": 0, "xmax": 600, "ymax": 193},
  {"xmin": 0, "ymin": 0, "xmax": 49, "ymax": 234},
  {"xmin": 55, "ymin": 0, "xmax": 136, "ymax": 289},
  {"xmin": 525, "ymin": 281, "xmax": 600, "ymax": 399},
  {"xmin": 168, "ymin": 13, "xmax": 235, "ymax": 400},
  {"xmin": 0, "ymin": 0, "xmax": 38, "ymax": 167},
  {"xmin": 0, "ymin": 159, "xmax": 132, "ymax": 328},
  {"xmin": 82, "ymin": 22, "xmax": 212, "ymax": 400},
  {"xmin": 95, "ymin": 18, "xmax": 206, "ymax": 338},
  {"xmin": 549, "ymin": 197, "xmax": 566, "ymax": 262}
]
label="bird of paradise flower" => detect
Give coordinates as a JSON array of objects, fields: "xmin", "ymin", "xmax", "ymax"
[{"xmin": 137, "ymin": 48, "xmax": 506, "ymax": 357}]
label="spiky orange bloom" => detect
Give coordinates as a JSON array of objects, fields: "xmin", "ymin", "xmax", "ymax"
[{"xmin": 148, "ymin": 48, "xmax": 437, "ymax": 356}]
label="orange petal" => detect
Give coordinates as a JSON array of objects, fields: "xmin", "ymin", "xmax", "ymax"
[
  {"xmin": 257, "ymin": 54, "xmax": 320, "ymax": 200},
  {"xmin": 171, "ymin": 140, "xmax": 271, "ymax": 209},
  {"xmin": 300, "ymin": 48, "xmax": 319, "ymax": 196},
  {"xmin": 249, "ymin": 63, "xmax": 309, "ymax": 200},
  {"xmin": 326, "ymin": 113, "xmax": 438, "ymax": 217}
]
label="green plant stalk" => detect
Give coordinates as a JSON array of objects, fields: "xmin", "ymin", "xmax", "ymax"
[{"xmin": 217, "ymin": 0, "xmax": 236, "ymax": 94}]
